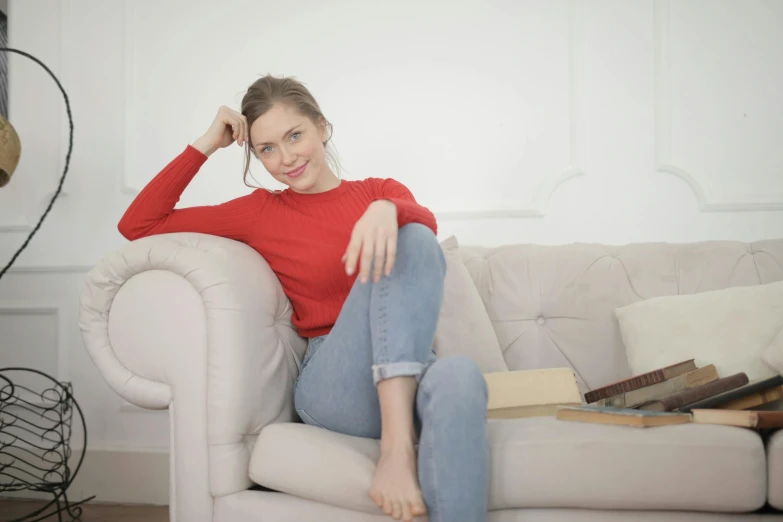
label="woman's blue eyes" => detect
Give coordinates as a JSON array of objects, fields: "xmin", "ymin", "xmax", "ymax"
[{"xmin": 261, "ymin": 132, "xmax": 301, "ymax": 154}]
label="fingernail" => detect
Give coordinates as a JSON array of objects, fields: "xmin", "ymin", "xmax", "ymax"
[{"xmin": 346, "ymin": 268, "xmax": 353, "ymax": 275}]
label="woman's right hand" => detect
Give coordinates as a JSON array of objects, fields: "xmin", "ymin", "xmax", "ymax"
[{"xmin": 192, "ymin": 106, "xmax": 249, "ymax": 157}]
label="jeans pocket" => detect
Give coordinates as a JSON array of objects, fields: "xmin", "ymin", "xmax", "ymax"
[{"xmin": 296, "ymin": 408, "xmax": 327, "ymax": 430}]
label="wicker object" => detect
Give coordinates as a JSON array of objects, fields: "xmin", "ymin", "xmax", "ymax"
[{"xmin": 0, "ymin": 114, "xmax": 21, "ymax": 187}]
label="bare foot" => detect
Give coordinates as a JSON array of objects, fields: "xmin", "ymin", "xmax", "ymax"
[{"xmin": 370, "ymin": 443, "xmax": 427, "ymax": 521}]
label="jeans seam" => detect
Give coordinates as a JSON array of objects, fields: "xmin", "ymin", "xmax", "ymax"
[
  {"xmin": 295, "ymin": 337, "xmax": 325, "ymax": 389},
  {"xmin": 296, "ymin": 408, "xmax": 327, "ymax": 430},
  {"xmin": 422, "ymin": 381, "xmax": 441, "ymax": 520},
  {"xmin": 377, "ymin": 273, "xmax": 390, "ymax": 363}
]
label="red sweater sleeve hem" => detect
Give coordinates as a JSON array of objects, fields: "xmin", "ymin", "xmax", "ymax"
[
  {"xmin": 367, "ymin": 178, "xmax": 438, "ymax": 236},
  {"xmin": 385, "ymin": 197, "xmax": 438, "ymax": 236}
]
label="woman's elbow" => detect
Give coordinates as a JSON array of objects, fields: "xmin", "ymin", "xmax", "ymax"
[{"xmin": 117, "ymin": 217, "xmax": 147, "ymax": 241}]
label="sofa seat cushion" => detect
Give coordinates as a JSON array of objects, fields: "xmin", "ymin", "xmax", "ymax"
[
  {"xmin": 768, "ymin": 430, "xmax": 783, "ymax": 510},
  {"xmin": 249, "ymin": 418, "xmax": 767, "ymax": 514}
]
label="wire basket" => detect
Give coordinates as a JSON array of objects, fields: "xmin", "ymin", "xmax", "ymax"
[{"xmin": 0, "ymin": 368, "xmax": 93, "ymax": 521}]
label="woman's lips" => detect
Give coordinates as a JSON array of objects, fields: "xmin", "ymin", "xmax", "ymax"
[{"xmin": 286, "ymin": 162, "xmax": 308, "ymax": 179}]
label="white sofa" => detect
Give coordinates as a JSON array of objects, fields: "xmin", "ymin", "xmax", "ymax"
[{"xmin": 78, "ymin": 232, "xmax": 783, "ymax": 521}]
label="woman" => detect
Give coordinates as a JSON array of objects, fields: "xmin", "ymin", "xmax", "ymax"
[{"xmin": 118, "ymin": 75, "xmax": 489, "ymax": 522}]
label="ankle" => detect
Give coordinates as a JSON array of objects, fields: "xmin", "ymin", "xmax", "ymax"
[{"xmin": 380, "ymin": 432, "xmax": 417, "ymax": 454}]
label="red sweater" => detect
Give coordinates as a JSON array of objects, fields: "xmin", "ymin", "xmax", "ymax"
[{"xmin": 118, "ymin": 145, "xmax": 438, "ymax": 338}]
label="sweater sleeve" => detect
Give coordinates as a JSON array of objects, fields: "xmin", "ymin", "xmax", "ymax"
[
  {"xmin": 372, "ymin": 178, "xmax": 438, "ymax": 235},
  {"xmin": 117, "ymin": 145, "xmax": 261, "ymax": 242}
]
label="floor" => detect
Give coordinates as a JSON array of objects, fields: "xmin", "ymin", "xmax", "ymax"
[{"xmin": 0, "ymin": 499, "xmax": 168, "ymax": 521}]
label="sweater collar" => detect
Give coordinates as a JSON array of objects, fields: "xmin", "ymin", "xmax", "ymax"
[{"xmin": 282, "ymin": 179, "xmax": 351, "ymax": 203}]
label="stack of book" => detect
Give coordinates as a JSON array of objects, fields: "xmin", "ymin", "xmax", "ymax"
[{"xmin": 556, "ymin": 359, "xmax": 783, "ymax": 428}]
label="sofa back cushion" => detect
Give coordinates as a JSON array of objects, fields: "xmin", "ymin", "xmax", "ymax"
[
  {"xmin": 451, "ymin": 239, "xmax": 783, "ymax": 396},
  {"xmin": 434, "ymin": 237, "xmax": 509, "ymax": 373}
]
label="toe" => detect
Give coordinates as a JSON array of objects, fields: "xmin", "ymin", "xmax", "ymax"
[
  {"xmin": 411, "ymin": 499, "xmax": 427, "ymax": 516},
  {"xmin": 383, "ymin": 496, "xmax": 393, "ymax": 515},
  {"xmin": 401, "ymin": 501, "xmax": 413, "ymax": 522},
  {"xmin": 370, "ymin": 490, "xmax": 383, "ymax": 508},
  {"xmin": 391, "ymin": 499, "xmax": 402, "ymax": 519}
]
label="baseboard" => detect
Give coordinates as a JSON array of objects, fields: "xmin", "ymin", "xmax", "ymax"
[{"xmin": 0, "ymin": 448, "xmax": 169, "ymax": 506}]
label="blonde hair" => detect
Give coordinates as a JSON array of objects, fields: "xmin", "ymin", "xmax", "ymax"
[{"xmin": 240, "ymin": 74, "xmax": 341, "ymax": 188}]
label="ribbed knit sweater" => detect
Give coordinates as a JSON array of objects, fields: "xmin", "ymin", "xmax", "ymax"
[{"xmin": 117, "ymin": 145, "xmax": 438, "ymax": 338}]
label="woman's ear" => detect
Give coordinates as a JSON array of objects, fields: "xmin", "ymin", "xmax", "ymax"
[{"xmin": 320, "ymin": 118, "xmax": 330, "ymax": 145}]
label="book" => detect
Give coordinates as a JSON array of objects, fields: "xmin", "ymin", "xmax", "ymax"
[
  {"xmin": 752, "ymin": 398, "xmax": 783, "ymax": 411},
  {"xmin": 691, "ymin": 409, "xmax": 783, "ymax": 429},
  {"xmin": 584, "ymin": 359, "xmax": 697, "ymax": 404},
  {"xmin": 717, "ymin": 384, "xmax": 783, "ymax": 410},
  {"xmin": 597, "ymin": 365, "xmax": 719, "ymax": 409},
  {"xmin": 484, "ymin": 368, "xmax": 582, "ymax": 419},
  {"xmin": 639, "ymin": 372, "xmax": 749, "ymax": 412},
  {"xmin": 678, "ymin": 375, "xmax": 783, "ymax": 413},
  {"xmin": 556, "ymin": 405, "xmax": 691, "ymax": 428}
]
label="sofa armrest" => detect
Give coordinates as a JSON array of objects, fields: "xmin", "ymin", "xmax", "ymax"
[{"xmin": 78, "ymin": 232, "xmax": 306, "ymax": 522}]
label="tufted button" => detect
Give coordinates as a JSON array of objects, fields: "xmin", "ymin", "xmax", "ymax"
[{"xmin": 536, "ymin": 317, "xmax": 545, "ymax": 325}]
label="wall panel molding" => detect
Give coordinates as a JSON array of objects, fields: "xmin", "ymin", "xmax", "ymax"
[
  {"xmin": 120, "ymin": 0, "xmax": 139, "ymax": 196},
  {"xmin": 0, "ymin": 0, "xmax": 69, "ymax": 232},
  {"xmin": 0, "ymin": 223, "xmax": 33, "ymax": 233},
  {"xmin": 437, "ymin": 0, "xmax": 586, "ymax": 220},
  {"xmin": 654, "ymin": 0, "xmax": 783, "ymax": 212},
  {"xmin": 122, "ymin": 0, "xmax": 588, "ymax": 219},
  {"xmin": 0, "ymin": 304, "xmax": 66, "ymax": 407}
]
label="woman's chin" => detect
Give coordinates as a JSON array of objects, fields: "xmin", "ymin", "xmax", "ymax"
[{"xmin": 282, "ymin": 175, "xmax": 315, "ymax": 193}]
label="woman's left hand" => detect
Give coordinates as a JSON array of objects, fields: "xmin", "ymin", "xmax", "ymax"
[{"xmin": 343, "ymin": 200, "xmax": 398, "ymax": 283}]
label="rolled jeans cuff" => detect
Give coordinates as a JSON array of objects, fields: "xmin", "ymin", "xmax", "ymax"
[{"xmin": 371, "ymin": 362, "xmax": 426, "ymax": 386}]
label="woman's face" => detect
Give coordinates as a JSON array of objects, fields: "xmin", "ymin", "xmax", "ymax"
[{"xmin": 250, "ymin": 103, "xmax": 333, "ymax": 194}]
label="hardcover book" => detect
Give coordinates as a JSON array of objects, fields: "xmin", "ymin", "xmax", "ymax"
[
  {"xmin": 584, "ymin": 359, "xmax": 697, "ymax": 404},
  {"xmin": 556, "ymin": 405, "xmax": 691, "ymax": 428}
]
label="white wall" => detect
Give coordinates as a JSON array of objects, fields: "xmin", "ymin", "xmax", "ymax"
[{"xmin": 1, "ymin": 0, "xmax": 782, "ymax": 504}]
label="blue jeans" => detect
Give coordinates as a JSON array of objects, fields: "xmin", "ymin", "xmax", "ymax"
[{"xmin": 293, "ymin": 223, "xmax": 489, "ymax": 522}]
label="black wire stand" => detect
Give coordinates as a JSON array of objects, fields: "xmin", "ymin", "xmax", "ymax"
[
  {"xmin": 0, "ymin": 46, "xmax": 85, "ymax": 520},
  {"xmin": 0, "ymin": 46, "xmax": 73, "ymax": 282},
  {"xmin": 0, "ymin": 368, "xmax": 93, "ymax": 521}
]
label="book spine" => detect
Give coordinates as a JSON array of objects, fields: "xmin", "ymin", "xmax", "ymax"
[
  {"xmin": 664, "ymin": 373, "xmax": 749, "ymax": 411},
  {"xmin": 755, "ymin": 411, "xmax": 783, "ymax": 429},
  {"xmin": 585, "ymin": 370, "xmax": 666, "ymax": 404}
]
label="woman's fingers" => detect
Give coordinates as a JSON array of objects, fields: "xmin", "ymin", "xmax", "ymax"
[
  {"xmin": 238, "ymin": 115, "xmax": 248, "ymax": 146},
  {"xmin": 222, "ymin": 108, "xmax": 245, "ymax": 146},
  {"xmin": 384, "ymin": 234, "xmax": 397, "ymax": 276},
  {"xmin": 359, "ymin": 234, "xmax": 376, "ymax": 284},
  {"xmin": 344, "ymin": 223, "xmax": 398, "ymax": 284},
  {"xmin": 234, "ymin": 116, "xmax": 243, "ymax": 143},
  {"xmin": 344, "ymin": 234, "xmax": 363, "ymax": 277},
  {"xmin": 373, "ymin": 233, "xmax": 387, "ymax": 283}
]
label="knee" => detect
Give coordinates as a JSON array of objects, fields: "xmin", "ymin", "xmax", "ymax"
[
  {"xmin": 422, "ymin": 356, "xmax": 488, "ymax": 409},
  {"xmin": 397, "ymin": 223, "xmax": 446, "ymax": 274}
]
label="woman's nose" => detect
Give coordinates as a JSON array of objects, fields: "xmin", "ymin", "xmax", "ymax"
[{"xmin": 280, "ymin": 145, "xmax": 296, "ymax": 165}]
